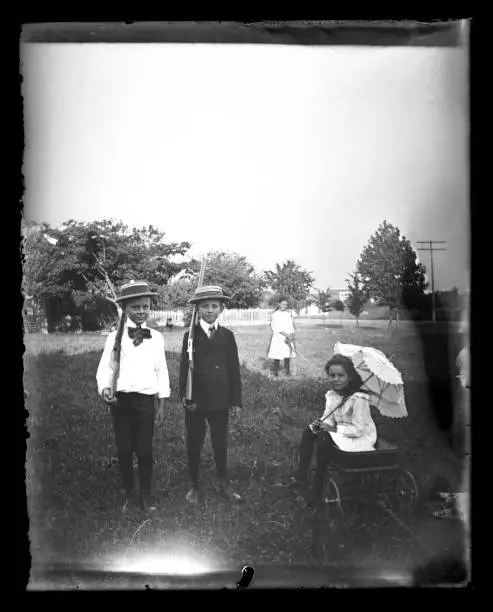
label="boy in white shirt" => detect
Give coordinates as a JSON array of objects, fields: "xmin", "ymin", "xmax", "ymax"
[{"xmin": 97, "ymin": 281, "xmax": 170, "ymax": 514}]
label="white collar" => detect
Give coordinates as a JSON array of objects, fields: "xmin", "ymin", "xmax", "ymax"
[
  {"xmin": 200, "ymin": 319, "xmax": 218, "ymax": 334},
  {"xmin": 125, "ymin": 318, "xmax": 149, "ymax": 329}
]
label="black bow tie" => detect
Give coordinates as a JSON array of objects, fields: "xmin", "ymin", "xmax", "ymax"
[{"xmin": 128, "ymin": 326, "xmax": 151, "ymax": 346}]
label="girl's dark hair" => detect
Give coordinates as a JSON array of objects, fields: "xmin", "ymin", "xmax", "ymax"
[
  {"xmin": 324, "ymin": 353, "xmax": 365, "ymax": 397},
  {"xmin": 274, "ymin": 296, "xmax": 290, "ymax": 311}
]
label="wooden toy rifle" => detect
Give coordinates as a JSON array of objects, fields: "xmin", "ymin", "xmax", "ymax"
[
  {"xmin": 185, "ymin": 258, "xmax": 207, "ymax": 402},
  {"xmin": 111, "ymin": 307, "xmax": 126, "ymax": 397},
  {"xmin": 91, "ymin": 252, "xmax": 124, "ymax": 398}
]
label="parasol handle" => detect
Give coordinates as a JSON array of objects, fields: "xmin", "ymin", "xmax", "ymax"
[
  {"xmin": 375, "ymin": 380, "xmax": 386, "ymax": 407},
  {"xmin": 316, "ymin": 382, "xmax": 375, "ymax": 426},
  {"xmin": 317, "ymin": 394, "xmax": 351, "ymax": 424},
  {"xmin": 318, "ymin": 405, "xmax": 341, "ymax": 424},
  {"xmin": 361, "ymin": 373, "xmax": 375, "ymax": 386}
]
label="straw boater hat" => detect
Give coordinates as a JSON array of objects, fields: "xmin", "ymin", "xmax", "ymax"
[
  {"xmin": 188, "ymin": 285, "xmax": 231, "ymax": 304},
  {"xmin": 115, "ymin": 280, "xmax": 158, "ymax": 303}
]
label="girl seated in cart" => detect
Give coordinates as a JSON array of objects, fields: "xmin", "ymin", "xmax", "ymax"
[{"xmin": 293, "ymin": 354, "xmax": 378, "ymax": 504}]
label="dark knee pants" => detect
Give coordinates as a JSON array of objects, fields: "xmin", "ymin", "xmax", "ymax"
[
  {"xmin": 298, "ymin": 426, "xmax": 338, "ymax": 498},
  {"xmin": 111, "ymin": 392, "xmax": 155, "ymax": 496},
  {"xmin": 185, "ymin": 408, "xmax": 229, "ymax": 487}
]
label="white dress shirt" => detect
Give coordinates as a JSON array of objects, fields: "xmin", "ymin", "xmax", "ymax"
[
  {"xmin": 199, "ymin": 318, "xmax": 218, "ymax": 338},
  {"xmin": 96, "ymin": 320, "xmax": 171, "ymax": 398}
]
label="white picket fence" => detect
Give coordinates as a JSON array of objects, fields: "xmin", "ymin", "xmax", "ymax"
[
  {"xmin": 149, "ymin": 307, "xmax": 335, "ymax": 327},
  {"xmin": 220, "ymin": 309, "xmax": 273, "ymax": 324},
  {"xmin": 150, "ymin": 308, "xmax": 275, "ymax": 327},
  {"xmin": 150, "ymin": 310, "xmax": 187, "ymax": 326}
]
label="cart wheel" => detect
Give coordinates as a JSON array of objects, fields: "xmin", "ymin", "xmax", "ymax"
[
  {"xmin": 322, "ymin": 476, "xmax": 348, "ymax": 534},
  {"xmin": 395, "ymin": 468, "xmax": 419, "ymax": 509},
  {"xmin": 323, "ymin": 477, "xmax": 344, "ymax": 514}
]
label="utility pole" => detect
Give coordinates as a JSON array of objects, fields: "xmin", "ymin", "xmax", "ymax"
[{"xmin": 417, "ymin": 241, "xmax": 447, "ymax": 323}]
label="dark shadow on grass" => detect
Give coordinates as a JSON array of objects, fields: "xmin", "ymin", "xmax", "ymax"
[
  {"xmin": 411, "ymin": 324, "xmax": 465, "ymax": 460},
  {"xmin": 411, "ymin": 554, "xmax": 469, "ymax": 586}
]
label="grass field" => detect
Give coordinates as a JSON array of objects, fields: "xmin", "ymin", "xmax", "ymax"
[{"xmin": 24, "ymin": 321, "xmax": 469, "ymax": 587}]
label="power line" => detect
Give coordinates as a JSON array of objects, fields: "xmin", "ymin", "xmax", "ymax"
[{"xmin": 417, "ymin": 241, "xmax": 447, "ymax": 323}]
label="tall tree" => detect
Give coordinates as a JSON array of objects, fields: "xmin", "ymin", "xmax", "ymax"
[
  {"xmin": 22, "ymin": 219, "xmax": 192, "ymax": 330},
  {"xmin": 332, "ymin": 299, "xmax": 345, "ymax": 328},
  {"xmin": 315, "ymin": 287, "xmax": 333, "ymax": 313},
  {"xmin": 157, "ymin": 278, "xmax": 195, "ymax": 310},
  {"xmin": 346, "ymin": 272, "xmax": 368, "ymax": 327},
  {"xmin": 201, "ymin": 251, "xmax": 264, "ymax": 309},
  {"xmin": 264, "ymin": 259, "xmax": 314, "ymax": 311},
  {"xmin": 357, "ymin": 220, "xmax": 428, "ymax": 327}
]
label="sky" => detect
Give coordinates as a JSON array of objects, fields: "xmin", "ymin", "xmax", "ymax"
[{"xmin": 21, "ymin": 42, "xmax": 469, "ymax": 292}]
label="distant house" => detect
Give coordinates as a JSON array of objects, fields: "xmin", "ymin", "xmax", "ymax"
[
  {"xmin": 300, "ymin": 303, "xmax": 322, "ymax": 315},
  {"xmin": 330, "ymin": 288, "xmax": 350, "ymax": 302},
  {"xmin": 23, "ymin": 295, "xmax": 48, "ymax": 333}
]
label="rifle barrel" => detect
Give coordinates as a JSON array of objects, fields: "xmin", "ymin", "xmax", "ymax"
[{"xmin": 185, "ymin": 257, "xmax": 207, "ymax": 402}]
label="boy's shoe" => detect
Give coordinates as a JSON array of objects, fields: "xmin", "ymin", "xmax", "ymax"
[
  {"xmin": 290, "ymin": 469, "xmax": 307, "ymax": 485},
  {"xmin": 303, "ymin": 489, "xmax": 322, "ymax": 509},
  {"xmin": 289, "ymin": 475, "xmax": 307, "ymax": 490},
  {"xmin": 120, "ymin": 491, "xmax": 137, "ymax": 515},
  {"xmin": 139, "ymin": 493, "xmax": 158, "ymax": 513},
  {"xmin": 219, "ymin": 480, "xmax": 242, "ymax": 501},
  {"xmin": 185, "ymin": 487, "xmax": 201, "ymax": 504}
]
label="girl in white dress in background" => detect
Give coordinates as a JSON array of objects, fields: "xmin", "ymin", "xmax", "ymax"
[{"xmin": 267, "ymin": 297, "xmax": 296, "ymax": 377}]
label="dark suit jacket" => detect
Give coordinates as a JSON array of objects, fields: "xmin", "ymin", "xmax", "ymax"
[{"xmin": 179, "ymin": 324, "xmax": 242, "ymax": 411}]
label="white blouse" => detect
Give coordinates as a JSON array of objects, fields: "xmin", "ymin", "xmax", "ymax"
[
  {"xmin": 96, "ymin": 321, "xmax": 171, "ymax": 399},
  {"xmin": 321, "ymin": 390, "xmax": 377, "ymax": 452}
]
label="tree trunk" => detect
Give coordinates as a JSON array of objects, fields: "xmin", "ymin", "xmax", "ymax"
[
  {"xmin": 46, "ymin": 298, "xmax": 56, "ymax": 333},
  {"xmin": 387, "ymin": 309, "xmax": 393, "ymax": 331},
  {"xmin": 356, "ymin": 317, "xmax": 359, "ymax": 328}
]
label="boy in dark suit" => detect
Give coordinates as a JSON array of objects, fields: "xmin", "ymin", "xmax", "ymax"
[{"xmin": 179, "ymin": 285, "xmax": 242, "ymax": 504}]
